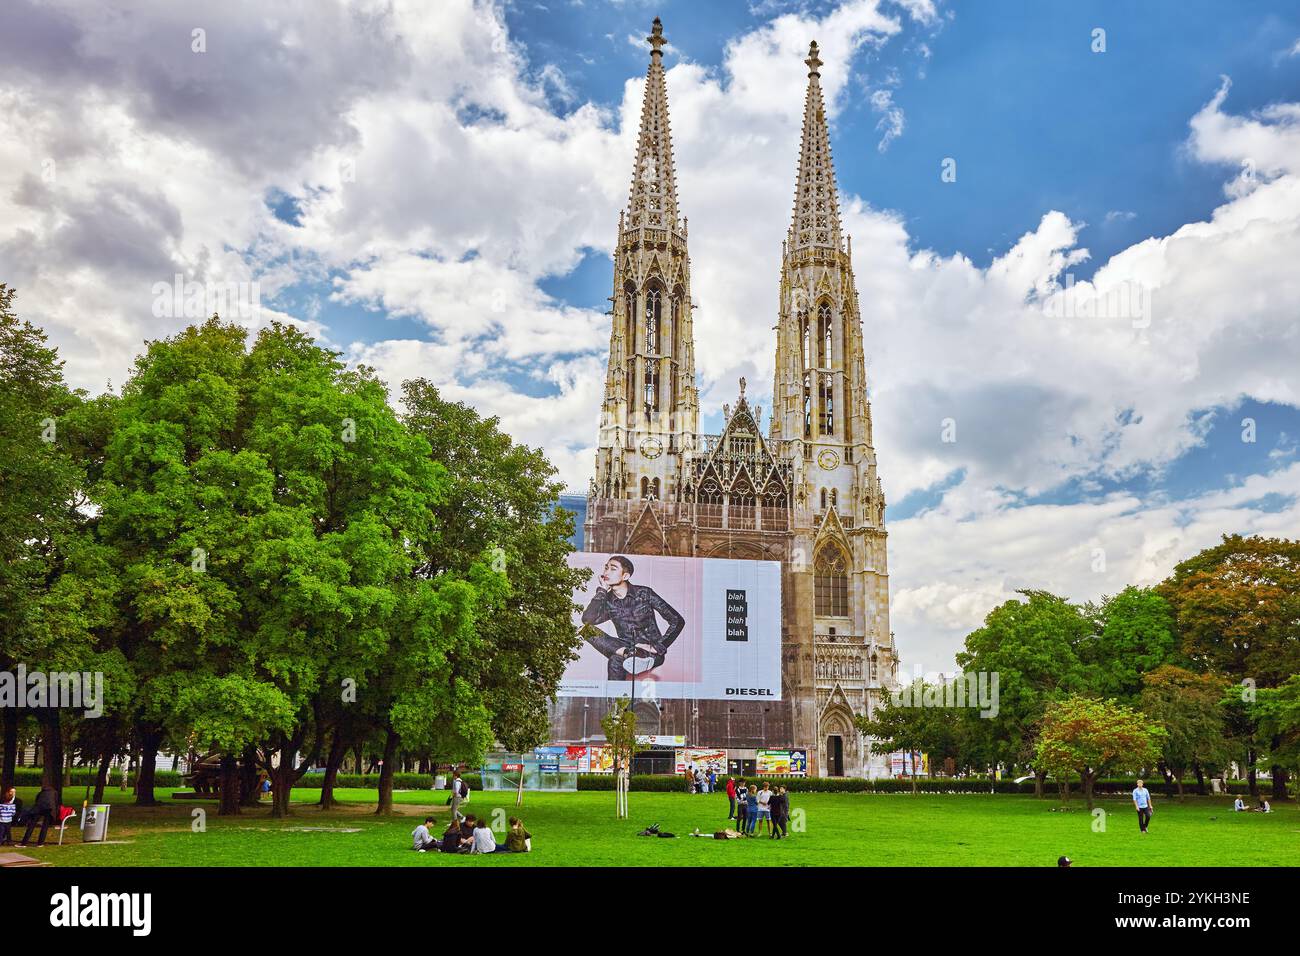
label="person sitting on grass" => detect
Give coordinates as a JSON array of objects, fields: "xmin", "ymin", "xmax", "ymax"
[
  {"xmin": 1233, "ymin": 797, "xmax": 1246, "ymax": 812},
  {"xmin": 0, "ymin": 787, "xmax": 18, "ymax": 846},
  {"xmin": 471, "ymin": 817, "xmax": 510, "ymax": 854},
  {"xmin": 412, "ymin": 815, "xmax": 439, "ymax": 852},
  {"xmin": 504, "ymin": 817, "xmax": 532, "ymax": 853},
  {"xmin": 441, "ymin": 818, "xmax": 471, "ymax": 853},
  {"xmin": 1255, "ymin": 798, "xmax": 1271, "ymax": 813}
]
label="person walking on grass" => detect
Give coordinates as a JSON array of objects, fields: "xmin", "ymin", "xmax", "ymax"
[
  {"xmin": 1132, "ymin": 779, "xmax": 1153, "ymax": 834},
  {"xmin": 725, "ymin": 776, "xmax": 737, "ymax": 819}
]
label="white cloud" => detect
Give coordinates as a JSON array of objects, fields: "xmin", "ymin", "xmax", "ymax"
[{"xmin": 1, "ymin": 0, "xmax": 1298, "ymax": 673}]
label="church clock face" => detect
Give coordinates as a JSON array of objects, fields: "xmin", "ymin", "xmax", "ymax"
[
  {"xmin": 817, "ymin": 449, "xmax": 840, "ymax": 470},
  {"xmin": 639, "ymin": 437, "xmax": 664, "ymax": 460}
]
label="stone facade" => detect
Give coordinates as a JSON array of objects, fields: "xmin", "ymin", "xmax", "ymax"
[{"xmin": 549, "ymin": 21, "xmax": 901, "ymax": 778}]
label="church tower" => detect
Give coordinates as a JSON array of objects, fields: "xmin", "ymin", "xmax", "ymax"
[
  {"xmin": 567, "ymin": 26, "xmax": 900, "ymax": 779},
  {"xmin": 770, "ymin": 43, "xmax": 896, "ymax": 777},
  {"xmin": 591, "ymin": 17, "xmax": 699, "ymax": 519}
]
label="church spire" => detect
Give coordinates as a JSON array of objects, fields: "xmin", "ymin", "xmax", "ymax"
[
  {"xmin": 627, "ymin": 17, "xmax": 679, "ymax": 232},
  {"xmin": 789, "ymin": 41, "xmax": 843, "ymax": 252}
]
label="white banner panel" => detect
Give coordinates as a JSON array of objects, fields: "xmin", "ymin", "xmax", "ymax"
[{"xmin": 559, "ymin": 552, "xmax": 782, "ymax": 701}]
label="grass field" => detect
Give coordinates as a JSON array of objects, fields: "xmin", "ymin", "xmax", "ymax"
[{"xmin": 7, "ymin": 785, "xmax": 1296, "ymax": 867}]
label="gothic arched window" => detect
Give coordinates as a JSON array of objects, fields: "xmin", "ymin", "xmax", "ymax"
[
  {"xmin": 818, "ymin": 302, "xmax": 833, "ymax": 366},
  {"xmin": 646, "ymin": 287, "xmax": 662, "ymax": 354},
  {"xmin": 800, "ymin": 312, "xmax": 811, "ymax": 370},
  {"xmin": 641, "ymin": 477, "xmax": 651, "ymax": 499},
  {"xmin": 802, "ymin": 373, "xmax": 812, "ymax": 438},
  {"xmin": 644, "ymin": 363, "xmax": 659, "ymax": 416},
  {"xmin": 815, "ymin": 545, "xmax": 850, "ymax": 618},
  {"xmin": 820, "ymin": 373, "xmax": 834, "ymax": 435},
  {"xmin": 819, "ymin": 488, "xmax": 827, "ymax": 510}
]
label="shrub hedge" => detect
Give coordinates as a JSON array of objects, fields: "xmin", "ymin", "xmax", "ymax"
[{"xmin": 8, "ymin": 767, "xmax": 1254, "ymax": 797}]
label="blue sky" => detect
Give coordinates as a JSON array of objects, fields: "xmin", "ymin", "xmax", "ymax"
[{"xmin": 3, "ymin": 0, "xmax": 1298, "ymax": 671}]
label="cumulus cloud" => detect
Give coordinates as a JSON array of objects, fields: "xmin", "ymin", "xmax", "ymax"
[{"xmin": 1, "ymin": 0, "xmax": 1298, "ymax": 672}]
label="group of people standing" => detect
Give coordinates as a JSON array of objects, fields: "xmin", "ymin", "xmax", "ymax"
[
  {"xmin": 686, "ymin": 765, "xmax": 717, "ymax": 794},
  {"xmin": 725, "ymin": 777, "xmax": 791, "ymax": 838}
]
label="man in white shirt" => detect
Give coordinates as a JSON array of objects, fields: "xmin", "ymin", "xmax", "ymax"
[
  {"xmin": 755, "ymin": 783, "xmax": 773, "ymax": 836},
  {"xmin": 1132, "ymin": 779, "xmax": 1153, "ymax": 833}
]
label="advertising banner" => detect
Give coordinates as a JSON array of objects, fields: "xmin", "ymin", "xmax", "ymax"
[
  {"xmin": 756, "ymin": 749, "xmax": 808, "ymax": 776},
  {"xmin": 674, "ymin": 748, "xmax": 727, "ymax": 773},
  {"xmin": 560, "ymin": 552, "xmax": 782, "ymax": 701}
]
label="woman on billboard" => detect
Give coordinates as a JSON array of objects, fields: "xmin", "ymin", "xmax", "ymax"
[{"xmin": 579, "ymin": 555, "xmax": 685, "ymax": 680}]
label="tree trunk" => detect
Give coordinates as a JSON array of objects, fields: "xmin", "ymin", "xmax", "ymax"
[
  {"xmin": 1271, "ymin": 764, "xmax": 1289, "ymax": 802},
  {"xmin": 41, "ymin": 709, "xmax": 64, "ymax": 806},
  {"xmin": 1, "ymin": 705, "xmax": 17, "ymax": 792},
  {"xmin": 135, "ymin": 727, "xmax": 162, "ymax": 806},
  {"xmin": 239, "ymin": 746, "xmax": 260, "ymax": 807},
  {"xmin": 375, "ymin": 728, "xmax": 399, "ymax": 814},
  {"xmin": 1247, "ymin": 748, "xmax": 1259, "ymax": 800},
  {"xmin": 1083, "ymin": 770, "xmax": 1096, "ymax": 811},
  {"xmin": 319, "ymin": 732, "xmax": 347, "ymax": 809},
  {"xmin": 92, "ymin": 749, "xmax": 114, "ymax": 804},
  {"xmin": 1033, "ymin": 768, "xmax": 1046, "ymax": 799},
  {"xmin": 1193, "ymin": 763, "xmax": 1206, "ymax": 796},
  {"xmin": 218, "ymin": 753, "xmax": 241, "ymax": 816},
  {"xmin": 1175, "ymin": 774, "xmax": 1185, "ymax": 800}
]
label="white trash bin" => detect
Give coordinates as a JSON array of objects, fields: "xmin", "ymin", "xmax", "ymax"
[
  {"xmin": 433, "ymin": 774, "xmax": 447, "ymax": 791},
  {"xmin": 81, "ymin": 804, "xmax": 111, "ymax": 842}
]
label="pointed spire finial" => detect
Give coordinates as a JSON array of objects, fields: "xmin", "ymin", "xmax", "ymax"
[
  {"xmin": 648, "ymin": 17, "xmax": 667, "ymax": 58},
  {"xmin": 805, "ymin": 41, "xmax": 822, "ymax": 77}
]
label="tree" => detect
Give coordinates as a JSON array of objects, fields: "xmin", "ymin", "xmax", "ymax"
[
  {"xmin": 956, "ymin": 590, "xmax": 1092, "ymax": 795},
  {"xmin": 1138, "ymin": 665, "xmax": 1230, "ymax": 797},
  {"xmin": 856, "ymin": 680, "xmax": 935, "ymax": 794},
  {"xmin": 399, "ymin": 380, "xmax": 587, "ymax": 753},
  {"xmin": 1033, "ymin": 695, "xmax": 1165, "ymax": 810},
  {"xmin": 601, "ymin": 698, "xmax": 642, "ymax": 819},
  {"xmin": 1160, "ymin": 535, "xmax": 1300, "ymax": 800},
  {"xmin": 0, "ymin": 284, "xmax": 101, "ymax": 801},
  {"xmin": 1082, "ymin": 587, "xmax": 1178, "ymax": 702}
]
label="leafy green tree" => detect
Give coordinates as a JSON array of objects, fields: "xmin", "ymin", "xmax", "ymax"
[
  {"xmin": 1082, "ymin": 587, "xmax": 1178, "ymax": 702},
  {"xmin": 956, "ymin": 590, "xmax": 1091, "ymax": 794},
  {"xmin": 0, "ymin": 284, "xmax": 101, "ymax": 799},
  {"xmin": 1161, "ymin": 535, "xmax": 1300, "ymax": 800},
  {"xmin": 1033, "ymin": 695, "xmax": 1165, "ymax": 809},
  {"xmin": 601, "ymin": 697, "xmax": 642, "ymax": 818},
  {"xmin": 1138, "ymin": 665, "xmax": 1230, "ymax": 797},
  {"xmin": 856, "ymin": 681, "xmax": 934, "ymax": 794},
  {"xmin": 399, "ymin": 380, "xmax": 587, "ymax": 752}
]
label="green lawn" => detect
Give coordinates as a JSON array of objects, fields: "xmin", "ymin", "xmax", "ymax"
[{"xmin": 8, "ymin": 785, "xmax": 1296, "ymax": 867}]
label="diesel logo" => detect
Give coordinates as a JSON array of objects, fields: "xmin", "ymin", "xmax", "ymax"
[
  {"xmin": 725, "ymin": 589, "xmax": 748, "ymax": 642},
  {"xmin": 726, "ymin": 687, "xmax": 774, "ymax": 696}
]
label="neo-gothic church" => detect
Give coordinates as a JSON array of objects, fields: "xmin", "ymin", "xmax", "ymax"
[{"xmin": 552, "ymin": 19, "xmax": 901, "ymax": 777}]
